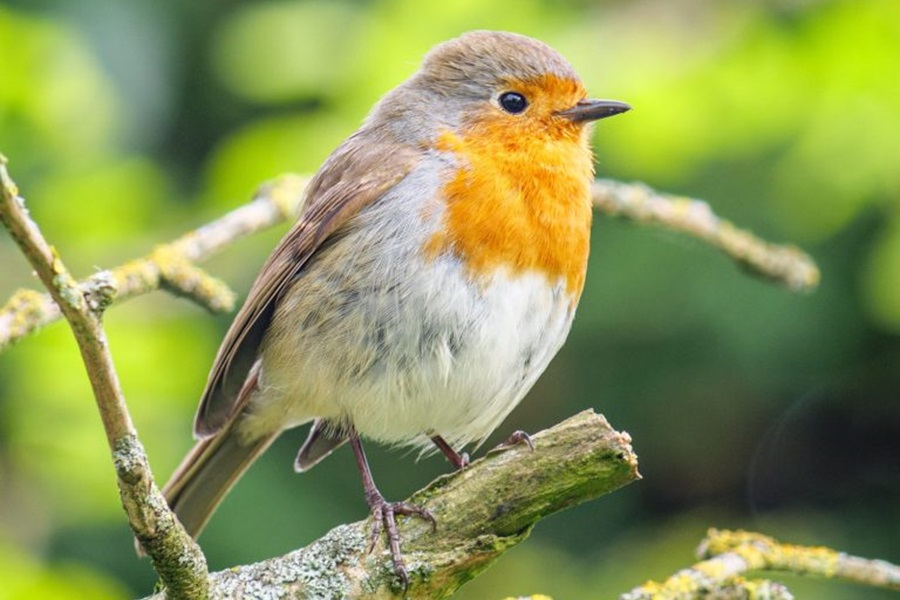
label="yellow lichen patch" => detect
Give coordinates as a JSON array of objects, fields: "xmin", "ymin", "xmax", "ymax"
[
  {"xmin": 631, "ymin": 579, "xmax": 666, "ymax": 596},
  {"xmin": 667, "ymin": 571, "xmax": 704, "ymax": 594},
  {"xmin": 425, "ymin": 76, "xmax": 594, "ymax": 299},
  {"xmin": 701, "ymin": 528, "xmax": 851, "ymax": 584},
  {"xmin": 150, "ymin": 246, "xmax": 236, "ymax": 313},
  {"xmin": 730, "ymin": 542, "xmax": 768, "ymax": 570},
  {"xmin": 269, "ymin": 174, "xmax": 311, "ymax": 218},
  {"xmin": 0, "ymin": 289, "xmax": 50, "ymax": 344},
  {"xmin": 695, "ymin": 556, "xmax": 739, "ymax": 579},
  {"xmin": 773, "ymin": 541, "xmax": 841, "ymax": 578},
  {"xmin": 702, "ymin": 529, "xmax": 770, "ymax": 556}
]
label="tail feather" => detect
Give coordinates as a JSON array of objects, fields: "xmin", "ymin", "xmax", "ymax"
[
  {"xmin": 163, "ymin": 425, "xmax": 278, "ymax": 540},
  {"xmin": 295, "ymin": 418, "xmax": 348, "ymax": 472}
]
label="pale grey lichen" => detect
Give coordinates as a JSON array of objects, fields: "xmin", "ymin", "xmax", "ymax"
[
  {"xmin": 210, "ymin": 524, "xmax": 367, "ymax": 599},
  {"xmin": 53, "ymin": 271, "xmax": 85, "ymax": 310},
  {"xmin": 112, "ymin": 434, "xmax": 148, "ymax": 483},
  {"xmin": 84, "ymin": 270, "xmax": 118, "ymax": 313}
]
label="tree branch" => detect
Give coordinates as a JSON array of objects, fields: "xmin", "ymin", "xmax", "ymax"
[
  {"xmin": 620, "ymin": 528, "xmax": 900, "ymax": 599},
  {"xmin": 145, "ymin": 410, "xmax": 640, "ymax": 599},
  {"xmin": 593, "ymin": 179, "xmax": 819, "ymax": 292},
  {"xmin": 0, "ymin": 155, "xmax": 208, "ymax": 600},
  {"xmin": 0, "ymin": 175, "xmax": 309, "ymax": 351},
  {"xmin": 1, "ymin": 176, "xmax": 816, "ymax": 351}
]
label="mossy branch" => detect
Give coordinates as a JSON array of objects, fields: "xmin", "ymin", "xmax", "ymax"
[
  {"xmin": 1, "ymin": 176, "xmax": 816, "ymax": 351},
  {"xmin": 620, "ymin": 528, "xmax": 900, "ymax": 599},
  {"xmin": 145, "ymin": 410, "xmax": 640, "ymax": 600},
  {"xmin": 0, "ymin": 155, "xmax": 209, "ymax": 600}
]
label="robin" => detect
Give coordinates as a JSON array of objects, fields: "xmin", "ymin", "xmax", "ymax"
[{"xmin": 152, "ymin": 30, "xmax": 629, "ymax": 584}]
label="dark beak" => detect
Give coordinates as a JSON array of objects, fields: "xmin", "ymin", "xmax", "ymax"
[{"xmin": 558, "ymin": 99, "xmax": 631, "ymax": 123}]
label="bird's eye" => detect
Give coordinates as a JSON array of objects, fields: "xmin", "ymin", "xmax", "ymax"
[{"xmin": 498, "ymin": 91, "xmax": 528, "ymax": 114}]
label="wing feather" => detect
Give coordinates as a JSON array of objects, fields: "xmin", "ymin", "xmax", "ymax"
[{"xmin": 194, "ymin": 134, "xmax": 421, "ymax": 437}]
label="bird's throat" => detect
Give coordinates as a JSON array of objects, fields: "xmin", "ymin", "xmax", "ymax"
[{"xmin": 425, "ymin": 126, "xmax": 594, "ymax": 300}]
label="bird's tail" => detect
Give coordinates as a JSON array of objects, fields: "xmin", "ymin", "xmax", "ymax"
[{"xmin": 160, "ymin": 424, "xmax": 278, "ymax": 541}]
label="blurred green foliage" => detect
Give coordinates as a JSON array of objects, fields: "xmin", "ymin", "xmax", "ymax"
[{"xmin": 1, "ymin": 1, "xmax": 898, "ymax": 598}]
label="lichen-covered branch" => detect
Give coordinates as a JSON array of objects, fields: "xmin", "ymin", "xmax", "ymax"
[
  {"xmin": 620, "ymin": 528, "xmax": 900, "ymax": 599},
  {"xmin": 2, "ymin": 175, "xmax": 816, "ymax": 351},
  {"xmin": 699, "ymin": 529, "xmax": 900, "ymax": 590},
  {"xmin": 145, "ymin": 410, "xmax": 640, "ymax": 600},
  {"xmin": 0, "ymin": 175, "xmax": 309, "ymax": 351},
  {"xmin": 593, "ymin": 179, "xmax": 820, "ymax": 292},
  {"xmin": 0, "ymin": 155, "xmax": 208, "ymax": 600}
]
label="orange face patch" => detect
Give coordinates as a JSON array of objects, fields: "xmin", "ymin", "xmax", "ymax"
[
  {"xmin": 424, "ymin": 75, "xmax": 595, "ymax": 300},
  {"xmin": 494, "ymin": 74, "xmax": 589, "ymax": 139}
]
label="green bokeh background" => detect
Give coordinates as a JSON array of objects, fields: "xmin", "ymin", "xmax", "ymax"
[{"xmin": 1, "ymin": 1, "xmax": 898, "ymax": 598}]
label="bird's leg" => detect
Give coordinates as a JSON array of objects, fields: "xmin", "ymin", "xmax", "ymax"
[
  {"xmin": 495, "ymin": 429, "xmax": 535, "ymax": 452},
  {"xmin": 430, "ymin": 435, "xmax": 470, "ymax": 470},
  {"xmin": 349, "ymin": 431, "xmax": 436, "ymax": 588}
]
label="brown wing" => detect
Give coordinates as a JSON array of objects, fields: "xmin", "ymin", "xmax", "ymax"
[{"xmin": 194, "ymin": 133, "xmax": 421, "ymax": 437}]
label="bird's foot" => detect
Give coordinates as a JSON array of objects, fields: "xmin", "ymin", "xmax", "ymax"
[
  {"xmin": 366, "ymin": 490, "xmax": 436, "ymax": 588},
  {"xmin": 495, "ymin": 429, "xmax": 535, "ymax": 452},
  {"xmin": 430, "ymin": 435, "xmax": 470, "ymax": 470}
]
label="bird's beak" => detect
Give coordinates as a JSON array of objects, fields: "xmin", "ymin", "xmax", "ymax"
[{"xmin": 557, "ymin": 99, "xmax": 631, "ymax": 123}]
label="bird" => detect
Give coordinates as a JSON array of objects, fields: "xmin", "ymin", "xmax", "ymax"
[{"xmin": 151, "ymin": 30, "xmax": 630, "ymax": 585}]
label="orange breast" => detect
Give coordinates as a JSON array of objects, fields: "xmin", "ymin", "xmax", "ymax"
[{"xmin": 425, "ymin": 119, "xmax": 594, "ymax": 300}]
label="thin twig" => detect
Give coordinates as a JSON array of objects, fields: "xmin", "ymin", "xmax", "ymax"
[
  {"xmin": 1, "ymin": 175, "xmax": 816, "ymax": 351},
  {"xmin": 620, "ymin": 528, "xmax": 900, "ymax": 599},
  {"xmin": 0, "ymin": 175, "xmax": 309, "ymax": 351},
  {"xmin": 699, "ymin": 529, "xmax": 900, "ymax": 590},
  {"xmin": 145, "ymin": 410, "xmax": 640, "ymax": 599},
  {"xmin": 0, "ymin": 154, "xmax": 209, "ymax": 600},
  {"xmin": 593, "ymin": 179, "xmax": 820, "ymax": 292}
]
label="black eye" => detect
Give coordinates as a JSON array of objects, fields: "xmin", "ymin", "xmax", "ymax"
[{"xmin": 499, "ymin": 91, "xmax": 527, "ymax": 114}]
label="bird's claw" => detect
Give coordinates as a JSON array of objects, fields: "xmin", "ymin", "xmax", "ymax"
[
  {"xmin": 454, "ymin": 452, "xmax": 471, "ymax": 470},
  {"xmin": 365, "ymin": 494, "xmax": 436, "ymax": 589},
  {"xmin": 496, "ymin": 429, "xmax": 534, "ymax": 452}
]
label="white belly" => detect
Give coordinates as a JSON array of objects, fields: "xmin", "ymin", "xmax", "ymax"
[{"xmin": 252, "ymin": 265, "xmax": 575, "ymax": 451}]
